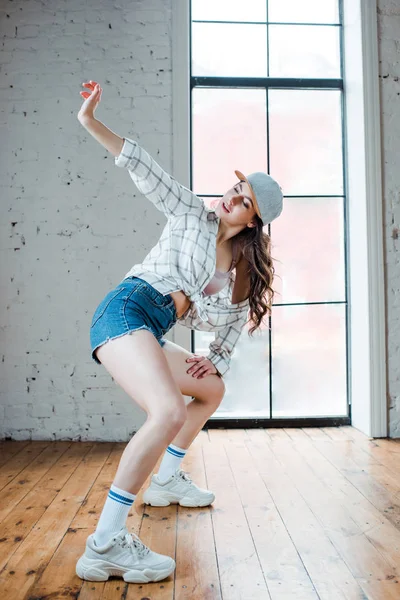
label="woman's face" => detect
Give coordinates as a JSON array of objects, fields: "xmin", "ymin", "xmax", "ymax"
[{"xmin": 216, "ymin": 180, "xmax": 257, "ymax": 228}]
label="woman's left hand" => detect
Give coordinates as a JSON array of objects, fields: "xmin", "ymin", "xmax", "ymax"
[{"xmin": 186, "ymin": 355, "xmax": 219, "ymax": 379}]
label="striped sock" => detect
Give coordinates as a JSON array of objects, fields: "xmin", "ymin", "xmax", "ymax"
[
  {"xmin": 93, "ymin": 483, "xmax": 136, "ymax": 547},
  {"xmin": 157, "ymin": 443, "xmax": 187, "ymax": 483}
]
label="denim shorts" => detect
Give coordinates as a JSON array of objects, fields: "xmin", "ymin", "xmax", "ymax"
[{"xmin": 90, "ymin": 276, "xmax": 177, "ymax": 364}]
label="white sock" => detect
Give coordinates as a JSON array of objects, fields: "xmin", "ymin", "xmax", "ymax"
[
  {"xmin": 157, "ymin": 443, "xmax": 187, "ymax": 482},
  {"xmin": 93, "ymin": 483, "xmax": 136, "ymax": 547}
]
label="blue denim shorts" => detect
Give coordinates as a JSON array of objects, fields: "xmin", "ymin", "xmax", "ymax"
[{"xmin": 90, "ymin": 276, "xmax": 177, "ymax": 364}]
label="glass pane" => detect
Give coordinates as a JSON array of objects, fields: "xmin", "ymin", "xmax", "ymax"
[
  {"xmin": 272, "ymin": 304, "xmax": 347, "ymax": 417},
  {"xmin": 192, "ymin": 88, "xmax": 268, "ymax": 195},
  {"xmin": 196, "ymin": 326, "xmax": 271, "ymax": 419},
  {"xmin": 192, "ymin": 23, "xmax": 267, "ymax": 77},
  {"xmin": 192, "ymin": 0, "xmax": 267, "ymax": 23},
  {"xmin": 268, "ymin": 90, "xmax": 343, "ymax": 196},
  {"xmin": 269, "ymin": 0, "xmax": 339, "ymax": 24},
  {"xmin": 269, "ymin": 25, "xmax": 341, "ymax": 78},
  {"xmin": 272, "ymin": 197, "xmax": 345, "ymax": 304}
]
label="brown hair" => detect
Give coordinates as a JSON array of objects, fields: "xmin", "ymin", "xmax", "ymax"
[{"xmin": 235, "ymin": 215, "xmax": 277, "ymax": 335}]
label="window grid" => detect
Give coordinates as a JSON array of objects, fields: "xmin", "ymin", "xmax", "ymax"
[{"xmin": 189, "ymin": 0, "xmax": 350, "ymax": 424}]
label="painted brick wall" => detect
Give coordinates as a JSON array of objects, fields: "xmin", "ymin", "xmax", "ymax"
[
  {"xmin": 0, "ymin": 0, "xmax": 173, "ymax": 440},
  {"xmin": 1, "ymin": 1, "xmax": 398, "ymax": 440},
  {"xmin": 377, "ymin": 0, "xmax": 400, "ymax": 437}
]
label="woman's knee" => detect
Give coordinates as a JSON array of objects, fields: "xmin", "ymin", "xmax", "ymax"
[
  {"xmin": 195, "ymin": 375, "xmax": 225, "ymax": 408},
  {"xmin": 215, "ymin": 375, "xmax": 226, "ymax": 400},
  {"xmin": 149, "ymin": 402, "xmax": 187, "ymax": 433}
]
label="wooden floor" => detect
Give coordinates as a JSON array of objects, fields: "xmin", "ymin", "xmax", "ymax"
[{"xmin": 0, "ymin": 427, "xmax": 400, "ymax": 599}]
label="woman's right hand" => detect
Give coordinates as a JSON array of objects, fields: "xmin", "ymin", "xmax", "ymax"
[{"xmin": 78, "ymin": 80, "xmax": 102, "ymax": 122}]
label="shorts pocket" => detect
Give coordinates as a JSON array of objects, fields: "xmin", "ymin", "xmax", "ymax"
[
  {"xmin": 136, "ymin": 284, "xmax": 173, "ymax": 309},
  {"xmin": 91, "ymin": 286, "xmax": 126, "ymax": 329}
]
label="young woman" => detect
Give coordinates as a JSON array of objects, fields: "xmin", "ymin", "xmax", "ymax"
[{"xmin": 75, "ymin": 81, "xmax": 283, "ymax": 584}]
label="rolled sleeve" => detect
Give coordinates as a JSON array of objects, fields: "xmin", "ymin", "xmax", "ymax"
[{"xmin": 115, "ymin": 137, "xmax": 203, "ymax": 218}]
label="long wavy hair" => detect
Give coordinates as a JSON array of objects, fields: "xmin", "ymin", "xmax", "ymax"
[{"xmin": 234, "ymin": 215, "xmax": 277, "ymax": 335}]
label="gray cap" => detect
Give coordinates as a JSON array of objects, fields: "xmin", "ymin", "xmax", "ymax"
[{"xmin": 235, "ymin": 170, "xmax": 283, "ymax": 225}]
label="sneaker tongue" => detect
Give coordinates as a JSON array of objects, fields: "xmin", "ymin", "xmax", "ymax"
[
  {"xmin": 124, "ymin": 532, "xmax": 133, "ymax": 545},
  {"xmin": 131, "ymin": 532, "xmax": 149, "ymax": 555},
  {"xmin": 177, "ymin": 469, "xmax": 191, "ymax": 483},
  {"xmin": 115, "ymin": 526, "xmax": 128, "ymax": 540}
]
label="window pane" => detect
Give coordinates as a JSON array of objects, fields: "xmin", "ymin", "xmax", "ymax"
[
  {"xmin": 192, "ymin": 88, "xmax": 267, "ymax": 195},
  {"xmin": 196, "ymin": 326, "xmax": 271, "ymax": 419},
  {"xmin": 192, "ymin": 23, "xmax": 267, "ymax": 77},
  {"xmin": 272, "ymin": 197, "xmax": 345, "ymax": 304},
  {"xmin": 269, "ymin": 90, "xmax": 343, "ymax": 195},
  {"xmin": 272, "ymin": 304, "xmax": 347, "ymax": 417},
  {"xmin": 269, "ymin": 0, "xmax": 339, "ymax": 24},
  {"xmin": 192, "ymin": 0, "xmax": 267, "ymax": 23},
  {"xmin": 269, "ymin": 25, "xmax": 341, "ymax": 78}
]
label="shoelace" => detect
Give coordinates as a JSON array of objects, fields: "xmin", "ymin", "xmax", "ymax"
[
  {"xmin": 176, "ymin": 469, "xmax": 192, "ymax": 484},
  {"xmin": 118, "ymin": 531, "xmax": 150, "ymax": 557}
]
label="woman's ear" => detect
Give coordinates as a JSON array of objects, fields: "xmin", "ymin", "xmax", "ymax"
[{"xmin": 247, "ymin": 220, "xmax": 257, "ymax": 228}]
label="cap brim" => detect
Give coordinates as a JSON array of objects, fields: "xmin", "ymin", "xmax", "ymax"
[{"xmin": 234, "ymin": 170, "xmax": 262, "ymax": 219}]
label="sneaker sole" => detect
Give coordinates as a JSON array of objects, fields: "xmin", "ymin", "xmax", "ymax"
[
  {"xmin": 76, "ymin": 555, "xmax": 176, "ymax": 583},
  {"xmin": 143, "ymin": 491, "xmax": 215, "ymax": 508}
]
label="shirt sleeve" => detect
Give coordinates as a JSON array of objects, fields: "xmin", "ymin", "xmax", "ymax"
[
  {"xmin": 207, "ymin": 306, "xmax": 249, "ymax": 377},
  {"xmin": 114, "ymin": 137, "xmax": 203, "ymax": 218}
]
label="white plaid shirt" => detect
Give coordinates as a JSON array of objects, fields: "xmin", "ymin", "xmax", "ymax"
[{"xmin": 115, "ymin": 137, "xmax": 250, "ymax": 377}]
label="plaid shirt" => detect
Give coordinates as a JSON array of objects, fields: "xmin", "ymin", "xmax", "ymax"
[{"xmin": 114, "ymin": 137, "xmax": 250, "ymax": 377}]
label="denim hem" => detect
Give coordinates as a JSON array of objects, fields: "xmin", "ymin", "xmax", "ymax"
[{"xmin": 91, "ymin": 325, "xmax": 158, "ymax": 365}]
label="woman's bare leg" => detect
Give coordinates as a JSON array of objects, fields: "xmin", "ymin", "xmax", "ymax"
[
  {"xmin": 94, "ymin": 330, "xmax": 187, "ymax": 494},
  {"xmin": 160, "ymin": 340, "xmax": 226, "ymax": 449}
]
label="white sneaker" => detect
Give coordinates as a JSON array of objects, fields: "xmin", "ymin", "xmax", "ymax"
[
  {"xmin": 76, "ymin": 526, "xmax": 175, "ymax": 583},
  {"xmin": 143, "ymin": 468, "xmax": 215, "ymax": 507}
]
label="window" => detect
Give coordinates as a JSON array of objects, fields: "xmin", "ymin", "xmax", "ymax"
[{"xmin": 190, "ymin": 0, "xmax": 349, "ymax": 421}]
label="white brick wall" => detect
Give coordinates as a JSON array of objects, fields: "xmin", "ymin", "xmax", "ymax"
[
  {"xmin": 1, "ymin": 1, "xmax": 398, "ymax": 439},
  {"xmin": 0, "ymin": 0, "xmax": 171, "ymax": 440},
  {"xmin": 378, "ymin": 0, "xmax": 400, "ymax": 437}
]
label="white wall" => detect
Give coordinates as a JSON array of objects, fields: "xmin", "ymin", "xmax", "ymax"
[
  {"xmin": 1, "ymin": 0, "xmax": 398, "ymax": 440},
  {"xmin": 0, "ymin": 0, "xmax": 174, "ymax": 440},
  {"xmin": 378, "ymin": 0, "xmax": 400, "ymax": 436}
]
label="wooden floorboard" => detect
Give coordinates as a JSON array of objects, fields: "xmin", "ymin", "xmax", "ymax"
[{"xmin": 0, "ymin": 427, "xmax": 399, "ymax": 599}]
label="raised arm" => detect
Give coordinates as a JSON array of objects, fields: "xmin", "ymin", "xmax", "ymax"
[
  {"xmin": 79, "ymin": 116, "xmax": 124, "ymax": 158},
  {"xmin": 114, "ymin": 137, "xmax": 203, "ymax": 218},
  {"xmin": 78, "ymin": 81, "xmax": 124, "ymax": 156},
  {"xmin": 78, "ymin": 80, "xmax": 203, "ymax": 218}
]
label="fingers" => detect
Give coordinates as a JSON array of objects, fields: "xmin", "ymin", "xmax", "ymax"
[
  {"xmin": 186, "ymin": 356, "xmax": 205, "ymax": 371},
  {"xmin": 197, "ymin": 366, "xmax": 212, "ymax": 379},
  {"xmin": 186, "ymin": 356, "xmax": 215, "ymax": 379},
  {"xmin": 80, "ymin": 90, "xmax": 99, "ymax": 100},
  {"xmin": 80, "ymin": 83, "xmax": 102, "ymax": 101},
  {"xmin": 81, "ymin": 81, "xmax": 102, "ymax": 95},
  {"xmin": 82, "ymin": 80, "xmax": 98, "ymax": 90},
  {"xmin": 188, "ymin": 364, "xmax": 211, "ymax": 378},
  {"xmin": 185, "ymin": 355, "xmax": 202, "ymax": 363},
  {"xmin": 185, "ymin": 355, "xmax": 217, "ymax": 378}
]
